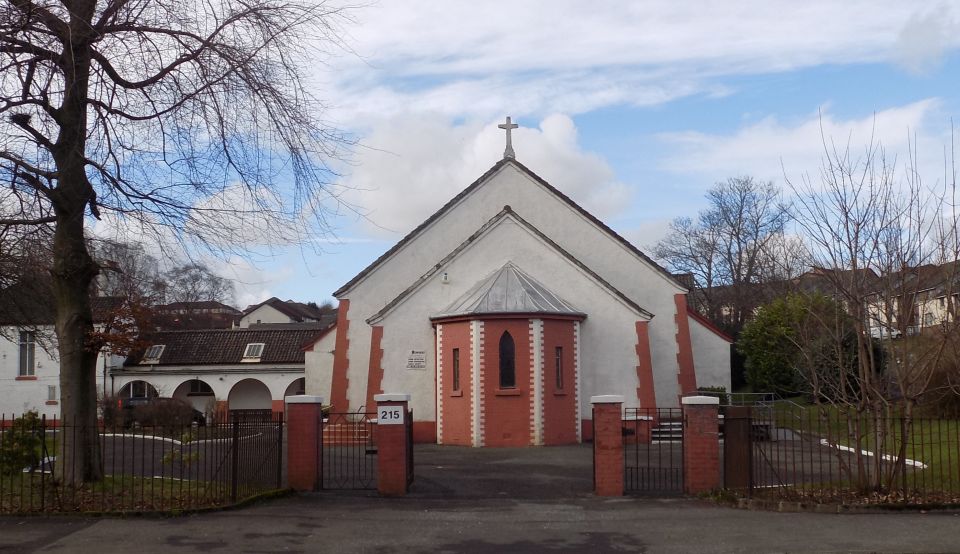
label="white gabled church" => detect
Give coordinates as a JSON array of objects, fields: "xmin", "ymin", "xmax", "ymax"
[{"xmin": 307, "ymin": 120, "xmax": 731, "ymax": 446}]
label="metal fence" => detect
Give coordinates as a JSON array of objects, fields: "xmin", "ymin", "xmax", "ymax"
[
  {"xmin": 0, "ymin": 412, "xmax": 284, "ymax": 513},
  {"xmin": 405, "ymin": 410, "xmax": 414, "ymax": 487},
  {"xmin": 622, "ymin": 407, "xmax": 684, "ymax": 494},
  {"xmin": 320, "ymin": 411, "xmax": 377, "ymax": 490},
  {"xmin": 746, "ymin": 405, "xmax": 960, "ymax": 503}
]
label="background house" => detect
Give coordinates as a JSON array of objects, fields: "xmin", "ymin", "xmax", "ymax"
[{"xmin": 238, "ymin": 297, "xmax": 336, "ymax": 328}]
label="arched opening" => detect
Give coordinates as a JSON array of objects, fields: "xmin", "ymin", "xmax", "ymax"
[
  {"xmin": 499, "ymin": 331, "xmax": 516, "ymax": 388},
  {"xmin": 118, "ymin": 380, "xmax": 158, "ymax": 399},
  {"xmin": 228, "ymin": 378, "xmax": 272, "ymax": 411},
  {"xmin": 173, "ymin": 379, "xmax": 216, "ymax": 415},
  {"xmin": 284, "ymin": 377, "xmax": 306, "ymax": 398}
]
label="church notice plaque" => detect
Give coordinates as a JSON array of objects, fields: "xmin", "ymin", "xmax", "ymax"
[{"xmin": 406, "ymin": 350, "xmax": 426, "ymax": 370}]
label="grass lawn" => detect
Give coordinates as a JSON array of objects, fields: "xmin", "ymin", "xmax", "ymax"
[
  {"xmin": 0, "ymin": 472, "xmax": 246, "ymax": 513},
  {"xmin": 766, "ymin": 403, "xmax": 960, "ymax": 494}
]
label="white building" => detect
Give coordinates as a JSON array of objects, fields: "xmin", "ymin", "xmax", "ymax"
[
  {"xmin": 238, "ymin": 297, "xmax": 334, "ymax": 328},
  {"xmin": 112, "ymin": 327, "xmax": 334, "ymax": 418},
  {"xmin": 0, "ymin": 294, "xmax": 125, "ymax": 419},
  {"xmin": 316, "ymin": 142, "xmax": 732, "ymax": 447}
]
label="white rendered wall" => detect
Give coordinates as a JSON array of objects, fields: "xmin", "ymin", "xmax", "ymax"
[
  {"xmin": 239, "ymin": 304, "xmax": 292, "ymax": 327},
  {"xmin": 338, "ymin": 162, "xmax": 695, "ymax": 410},
  {"xmin": 304, "ymin": 330, "xmax": 336, "ymax": 401},
  {"xmin": 374, "ymin": 217, "xmax": 646, "ymax": 421},
  {"xmin": 689, "ymin": 317, "xmax": 732, "ymax": 392},
  {"xmin": 112, "ymin": 366, "xmax": 304, "ymax": 406},
  {"xmin": 0, "ymin": 325, "xmax": 110, "ymax": 419}
]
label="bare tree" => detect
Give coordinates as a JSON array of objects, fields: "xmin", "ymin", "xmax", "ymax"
[
  {"xmin": 654, "ymin": 176, "xmax": 793, "ymax": 333},
  {"xmin": 787, "ymin": 127, "xmax": 960, "ymax": 492},
  {"xmin": 158, "ymin": 263, "xmax": 234, "ymax": 306},
  {"xmin": 1, "ymin": 0, "xmax": 352, "ymax": 484}
]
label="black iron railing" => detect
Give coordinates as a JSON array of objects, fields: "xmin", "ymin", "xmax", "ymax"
[
  {"xmin": 745, "ymin": 405, "xmax": 960, "ymax": 504},
  {"xmin": 405, "ymin": 409, "xmax": 414, "ymax": 487},
  {"xmin": 319, "ymin": 410, "xmax": 377, "ymax": 490},
  {"xmin": 0, "ymin": 411, "xmax": 284, "ymax": 514},
  {"xmin": 622, "ymin": 407, "xmax": 683, "ymax": 494}
]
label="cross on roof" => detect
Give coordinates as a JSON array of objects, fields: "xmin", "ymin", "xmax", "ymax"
[{"xmin": 498, "ymin": 116, "xmax": 519, "ymax": 159}]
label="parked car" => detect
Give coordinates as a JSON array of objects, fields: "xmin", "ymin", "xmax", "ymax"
[{"xmin": 121, "ymin": 397, "xmax": 206, "ymax": 428}]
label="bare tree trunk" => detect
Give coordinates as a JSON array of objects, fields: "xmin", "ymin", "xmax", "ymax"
[
  {"xmin": 50, "ymin": 30, "xmax": 103, "ymax": 485},
  {"xmin": 52, "ymin": 214, "xmax": 103, "ymax": 484}
]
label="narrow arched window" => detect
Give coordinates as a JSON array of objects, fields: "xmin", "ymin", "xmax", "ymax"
[{"xmin": 499, "ymin": 331, "xmax": 516, "ymax": 388}]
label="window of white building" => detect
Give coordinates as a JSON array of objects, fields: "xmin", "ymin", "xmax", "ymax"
[{"xmin": 18, "ymin": 331, "xmax": 35, "ymax": 376}]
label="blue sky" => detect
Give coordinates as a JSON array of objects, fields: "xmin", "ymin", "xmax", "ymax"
[{"xmin": 162, "ymin": 1, "xmax": 960, "ymax": 307}]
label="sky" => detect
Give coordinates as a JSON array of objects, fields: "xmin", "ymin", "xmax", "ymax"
[{"xmin": 159, "ymin": 1, "xmax": 960, "ymax": 308}]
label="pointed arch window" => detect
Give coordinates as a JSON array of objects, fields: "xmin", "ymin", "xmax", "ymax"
[{"xmin": 499, "ymin": 331, "xmax": 516, "ymax": 388}]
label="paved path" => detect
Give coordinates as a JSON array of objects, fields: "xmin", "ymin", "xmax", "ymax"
[{"xmin": 2, "ymin": 444, "xmax": 959, "ymax": 553}]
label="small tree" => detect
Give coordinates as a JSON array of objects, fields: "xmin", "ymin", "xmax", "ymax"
[
  {"xmin": 785, "ymin": 124, "xmax": 960, "ymax": 492},
  {"xmin": 0, "ymin": 412, "xmax": 43, "ymax": 476}
]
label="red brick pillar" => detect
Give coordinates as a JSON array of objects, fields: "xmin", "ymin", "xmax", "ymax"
[
  {"xmin": 682, "ymin": 395, "xmax": 721, "ymax": 494},
  {"xmin": 591, "ymin": 395, "xmax": 624, "ymax": 497},
  {"xmin": 375, "ymin": 393, "xmax": 411, "ymax": 496},
  {"xmin": 285, "ymin": 395, "xmax": 323, "ymax": 491}
]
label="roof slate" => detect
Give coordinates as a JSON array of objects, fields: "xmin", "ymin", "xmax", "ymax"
[
  {"xmin": 432, "ymin": 262, "xmax": 585, "ymax": 319},
  {"xmin": 0, "ymin": 278, "xmax": 125, "ymax": 325},
  {"xmin": 125, "ymin": 328, "xmax": 322, "ymax": 366}
]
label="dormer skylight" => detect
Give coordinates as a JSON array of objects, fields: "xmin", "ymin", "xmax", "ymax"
[
  {"xmin": 143, "ymin": 344, "xmax": 165, "ymax": 363},
  {"xmin": 242, "ymin": 342, "xmax": 265, "ymax": 361}
]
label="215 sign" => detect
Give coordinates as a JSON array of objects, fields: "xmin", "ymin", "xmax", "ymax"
[{"xmin": 379, "ymin": 407, "xmax": 405, "ymax": 425}]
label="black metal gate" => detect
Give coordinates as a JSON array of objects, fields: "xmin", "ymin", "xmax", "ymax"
[
  {"xmin": 405, "ymin": 409, "xmax": 414, "ymax": 487},
  {"xmin": 318, "ymin": 409, "xmax": 377, "ymax": 490},
  {"xmin": 623, "ymin": 407, "xmax": 683, "ymax": 494}
]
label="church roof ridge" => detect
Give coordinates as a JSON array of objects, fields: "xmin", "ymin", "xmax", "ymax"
[
  {"xmin": 364, "ymin": 206, "xmax": 653, "ymax": 324},
  {"xmin": 334, "ymin": 158, "xmax": 684, "ymax": 298}
]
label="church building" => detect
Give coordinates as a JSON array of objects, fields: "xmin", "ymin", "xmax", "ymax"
[{"xmin": 308, "ymin": 120, "xmax": 731, "ymax": 446}]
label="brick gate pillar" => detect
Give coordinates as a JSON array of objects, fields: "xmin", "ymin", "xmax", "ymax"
[
  {"xmin": 285, "ymin": 395, "xmax": 323, "ymax": 492},
  {"xmin": 375, "ymin": 393, "xmax": 411, "ymax": 496},
  {"xmin": 682, "ymin": 395, "xmax": 720, "ymax": 494},
  {"xmin": 591, "ymin": 395, "xmax": 624, "ymax": 497}
]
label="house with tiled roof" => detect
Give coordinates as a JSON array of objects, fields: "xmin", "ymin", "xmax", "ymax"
[
  {"xmin": 0, "ymin": 279, "xmax": 128, "ymax": 417},
  {"xmin": 322, "ymin": 132, "xmax": 732, "ymax": 447},
  {"xmin": 153, "ymin": 300, "xmax": 241, "ymax": 330},
  {"xmin": 112, "ymin": 325, "xmax": 336, "ymax": 417},
  {"xmin": 238, "ymin": 297, "xmax": 337, "ymax": 329}
]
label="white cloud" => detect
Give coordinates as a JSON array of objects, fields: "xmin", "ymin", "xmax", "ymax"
[
  {"xmin": 321, "ymin": 1, "xmax": 960, "ymax": 120},
  {"xmin": 340, "ymin": 113, "xmax": 631, "ymax": 237},
  {"xmin": 210, "ymin": 256, "xmax": 292, "ymax": 309},
  {"xmin": 894, "ymin": 5, "xmax": 955, "ymax": 74},
  {"xmin": 657, "ymin": 98, "xmax": 944, "ymax": 186}
]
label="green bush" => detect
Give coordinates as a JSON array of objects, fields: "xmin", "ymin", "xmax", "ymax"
[
  {"xmin": 737, "ymin": 293, "xmax": 863, "ymax": 399},
  {"xmin": 99, "ymin": 394, "xmax": 125, "ymax": 430},
  {"xmin": 0, "ymin": 411, "xmax": 43, "ymax": 476},
  {"xmin": 698, "ymin": 386, "xmax": 730, "ymax": 405},
  {"xmin": 130, "ymin": 398, "xmax": 198, "ymax": 434}
]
